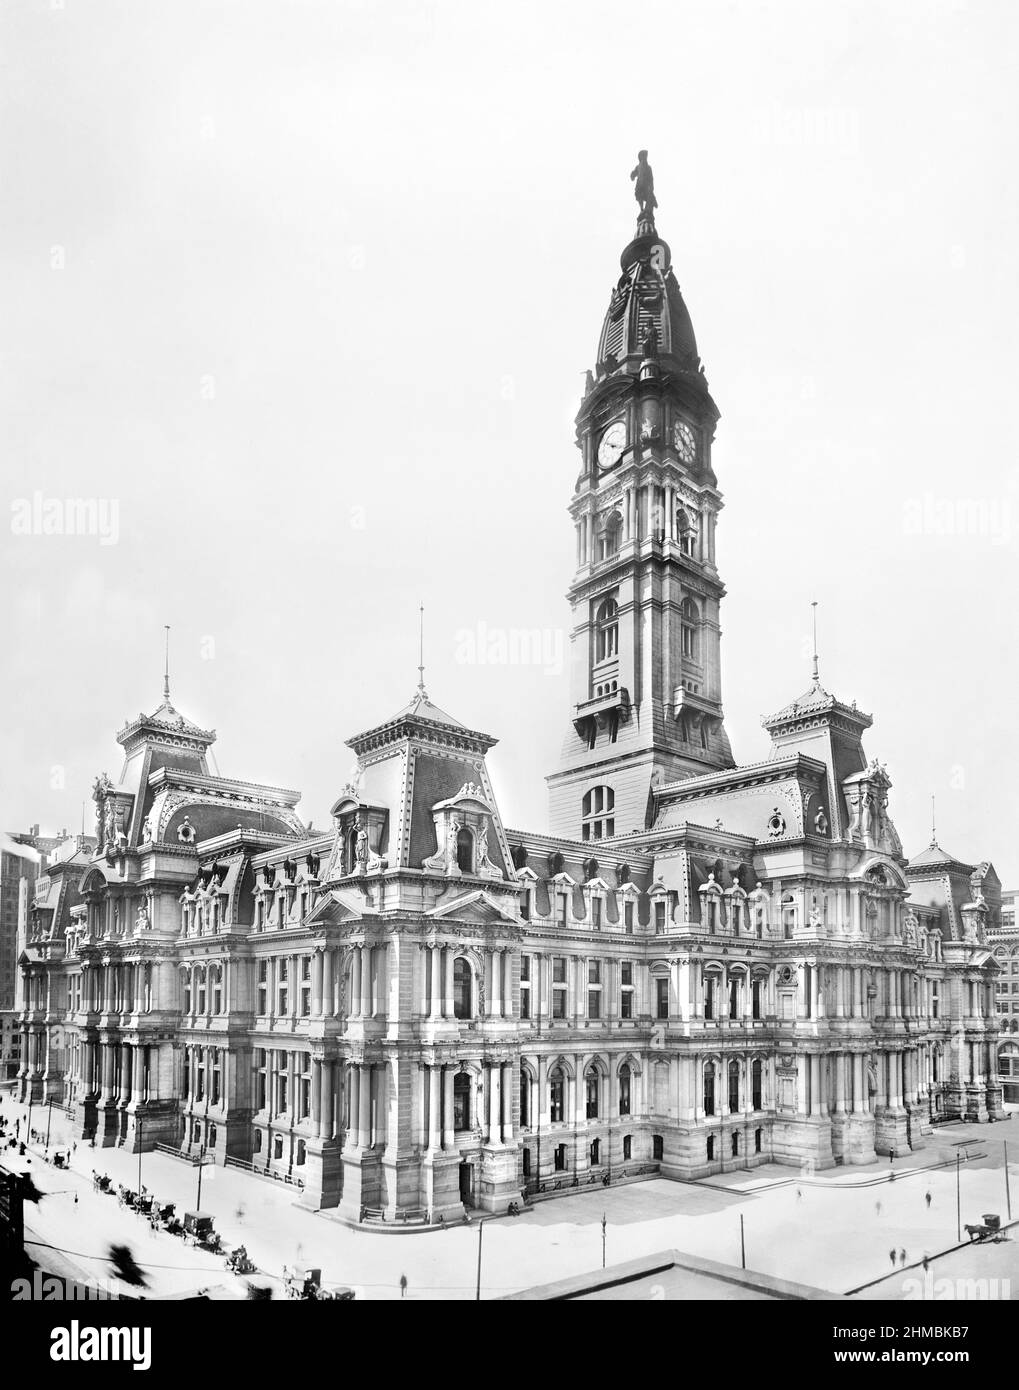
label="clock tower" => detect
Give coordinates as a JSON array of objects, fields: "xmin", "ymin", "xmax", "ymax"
[{"xmin": 547, "ymin": 155, "xmax": 735, "ymax": 840}]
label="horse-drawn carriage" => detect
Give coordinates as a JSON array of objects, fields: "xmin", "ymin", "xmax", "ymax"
[
  {"xmin": 964, "ymin": 1213, "xmax": 1004, "ymax": 1243},
  {"xmin": 226, "ymin": 1244, "xmax": 256, "ymax": 1275},
  {"xmin": 183, "ymin": 1211, "xmax": 222, "ymax": 1251}
]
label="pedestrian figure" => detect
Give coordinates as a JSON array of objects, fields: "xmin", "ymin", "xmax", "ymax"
[
  {"xmin": 889, "ymin": 1248, "xmax": 896, "ymax": 1267},
  {"xmin": 888, "ymin": 1171, "xmax": 895, "ymax": 1183},
  {"xmin": 899, "ymin": 1248, "xmax": 907, "ymax": 1267},
  {"xmin": 922, "ymin": 1255, "xmax": 930, "ymax": 1272},
  {"xmin": 924, "ymin": 1191, "xmax": 932, "ymax": 1209},
  {"xmin": 890, "ymin": 1148, "xmax": 895, "ymax": 1163},
  {"xmin": 796, "ymin": 1188, "xmax": 802, "ymax": 1202},
  {"xmin": 399, "ymin": 1273, "xmax": 408, "ymax": 1298},
  {"xmin": 875, "ymin": 1200, "xmax": 882, "ymax": 1217}
]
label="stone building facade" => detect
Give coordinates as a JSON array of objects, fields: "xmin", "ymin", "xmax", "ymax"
[{"xmin": 16, "ymin": 164, "xmax": 1004, "ymax": 1220}]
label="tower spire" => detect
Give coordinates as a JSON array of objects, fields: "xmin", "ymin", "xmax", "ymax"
[
  {"xmin": 811, "ymin": 601, "xmax": 819, "ymax": 685},
  {"xmin": 163, "ymin": 625, "xmax": 171, "ymax": 703},
  {"xmin": 930, "ymin": 792, "xmax": 937, "ymax": 847},
  {"xmin": 417, "ymin": 604, "xmax": 428, "ymax": 700}
]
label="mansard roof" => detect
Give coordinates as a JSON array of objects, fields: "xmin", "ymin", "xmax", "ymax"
[{"xmin": 762, "ymin": 679, "xmax": 872, "ymax": 734}]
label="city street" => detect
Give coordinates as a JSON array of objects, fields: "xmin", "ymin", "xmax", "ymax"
[{"xmin": 3, "ymin": 1093, "xmax": 1017, "ymax": 1300}]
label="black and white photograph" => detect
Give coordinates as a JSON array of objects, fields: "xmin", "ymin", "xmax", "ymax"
[{"xmin": 1, "ymin": 0, "xmax": 1016, "ymax": 1366}]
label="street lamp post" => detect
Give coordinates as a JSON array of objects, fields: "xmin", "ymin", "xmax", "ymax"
[
  {"xmin": 45, "ymin": 1097, "xmax": 53, "ymax": 1150},
  {"xmin": 956, "ymin": 1152, "xmax": 961, "ymax": 1243},
  {"xmin": 1005, "ymin": 1140, "xmax": 1012, "ymax": 1222},
  {"xmin": 475, "ymin": 1219, "xmax": 484, "ymax": 1301},
  {"xmin": 601, "ymin": 1212, "xmax": 607, "ymax": 1269},
  {"xmin": 137, "ymin": 1116, "xmax": 143, "ymax": 1195},
  {"xmin": 740, "ymin": 1213, "xmax": 746, "ymax": 1270},
  {"xmin": 196, "ymin": 1145, "xmax": 207, "ymax": 1208}
]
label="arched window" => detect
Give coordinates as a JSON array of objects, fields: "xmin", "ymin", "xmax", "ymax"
[
  {"xmin": 680, "ymin": 596, "xmax": 699, "ymax": 661},
  {"xmin": 598, "ymin": 511, "xmax": 623, "ymax": 561},
  {"xmin": 520, "ymin": 1070, "xmax": 530, "ymax": 1128},
  {"xmin": 549, "ymin": 1066, "xmax": 565, "ymax": 1123},
  {"xmin": 589, "ymin": 1138, "xmax": 601, "ymax": 1166},
  {"xmin": 585, "ymin": 1067, "xmax": 599, "ymax": 1119},
  {"xmin": 731, "ymin": 1131, "xmax": 739, "ymax": 1157},
  {"xmin": 706, "ymin": 1135, "xmax": 715, "ymax": 1162},
  {"xmin": 453, "ymin": 958, "xmax": 472, "ymax": 1019},
  {"xmin": 623, "ymin": 1134, "xmax": 632, "ymax": 1160},
  {"xmin": 618, "ymin": 1063, "xmax": 631, "ymax": 1116},
  {"xmin": 456, "ymin": 827, "xmax": 474, "ymax": 874},
  {"xmin": 752, "ymin": 1058, "xmax": 763, "ymax": 1109},
  {"xmin": 582, "ymin": 785, "xmax": 615, "ymax": 842},
  {"xmin": 595, "ymin": 597, "xmax": 619, "ymax": 662},
  {"xmin": 677, "ymin": 507, "xmax": 696, "ymax": 556},
  {"xmin": 703, "ymin": 1062, "xmax": 716, "ymax": 1116},
  {"xmin": 728, "ymin": 1058, "xmax": 740, "ymax": 1113}
]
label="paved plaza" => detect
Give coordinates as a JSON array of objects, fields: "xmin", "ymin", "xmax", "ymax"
[{"xmin": 3, "ymin": 1091, "xmax": 1017, "ymax": 1300}]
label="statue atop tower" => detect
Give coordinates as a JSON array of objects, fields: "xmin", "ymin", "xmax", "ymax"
[{"xmin": 630, "ymin": 150, "xmax": 658, "ymax": 233}]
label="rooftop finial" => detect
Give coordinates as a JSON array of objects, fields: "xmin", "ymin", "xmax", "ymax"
[
  {"xmin": 810, "ymin": 601, "xmax": 819, "ymax": 685},
  {"xmin": 630, "ymin": 149, "xmax": 657, "ymax": 234},
  {"xmin": 163, "ymin": 625, "xmax": 171, "ymax": 702},
  {"xmin": 417, "ymin": 603, "xmax": 429, "ymax": 699}
]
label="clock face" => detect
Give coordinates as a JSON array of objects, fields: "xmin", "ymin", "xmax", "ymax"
[
  {"xmin": 673, "ymin": 419, "xmax": 697, "ymax": 465},
  {"xmin": 597, "ymin": 420, "xmax": 626, "ymax": 470}
]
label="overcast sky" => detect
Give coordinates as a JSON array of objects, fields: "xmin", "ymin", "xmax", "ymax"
[{"xmin": 1, "ymin": 0, "xmax": 1016, "ymax": 883}]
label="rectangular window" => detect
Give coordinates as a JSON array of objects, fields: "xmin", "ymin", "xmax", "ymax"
[
  {"xmin": 619, "ymin": 1072, "xmax": 631, "ymax": 1115},
  {"xmin": 300, "ymin": 956, "xmax": 311, "ymax": 1017},
  {"xmin": 552, "ymin": 988, "xmax": 567, "ymax": 1020},
  {"xmin": 255, "ymin": 1050, "xmax": 266, "ymax": 1111},
  {"xmin": 752, "ymin": 979, "xmax": 762, "ymax": 1020},
  {"xmin": 588, "ymin": 990, "xmax": 600, "ymax": 1020},
  {"xmin": 624, "ymin": 900, "xmax": 634, "ymax": 933},
  {"xmin": 592, "ymin": 898, "xmax": 602, "ymax": 929},
  {"xmin": 656, "ymin": 978, "xmax": 669, "ymax": 1020},
  {"xmin": 621, "ymin": 961, "xmax": 633, "ymax": 986},
  {"xmin": 654, "ymin": 900, "xmax": 666, "ymax": 934},
  {"xmin": 552, "ymin": 956, "xmax": 567, "ymax": 984},
  {"xmin": 257, "ymin": 960, "xmax": 268, "ymax": 1016},
  {"xmin": 588, "ymin": 960, "xmax": 601, "ymax": 985},
  {"xmin": 520, "ymin": 955, "xmax": 530, "ymax": 983},
  {"xmin": 560, "ymin": 895, "xmax": 569, "ymax": 928},
  {"xmin": 621, "ymin": 990, "xmax": 633, "ymax": 1019},
  {"xmin": 520, "ymin": 987, "xmax": 530, "ymax": 1020},
  {"xmin": 277, "ymin": 958, "xmax": 289, "ymax": 1016}
]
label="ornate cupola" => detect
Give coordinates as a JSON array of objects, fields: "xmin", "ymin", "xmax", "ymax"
[{"xmin": 548, "ymin": 153, "xmax": 735, "ymax": 842}]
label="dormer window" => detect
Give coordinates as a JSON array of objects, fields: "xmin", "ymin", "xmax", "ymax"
[
  {"xmin": 456, "ymin": 827, "xmax": 474, "ymax": 873},
  {"xmin": 677, "ymin": 507, "xmax": 696, "ymax": 556}
]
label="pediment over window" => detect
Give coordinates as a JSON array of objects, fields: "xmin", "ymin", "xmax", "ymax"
[
  {"xmin": 426, "ymin": 890, "xmax": 519, "ymax": 926},
  {"xmin": 304, "ymin": 890, "xmax": 371, "ymax": 927}
]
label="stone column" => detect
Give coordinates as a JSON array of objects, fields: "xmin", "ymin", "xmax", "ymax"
[
  {"xmin": 442, "ymin": 1066, "xmax": 455, "ymax": 1149},
  {"xmin": 428, "ymin": 947, "xmax": 442, "ymax": 1021},
  {"xmin": 418, "ymin": 946, "xmax": 429, "ymax": 1019},
  {"xmin": 359, "ymin": 1064, "xmax": 372, "ymax": 1148},
  {"xmin": 311, "ymin": 1060, "xmax": 322, "ymax": 1138},
  {"xmin": 491, "ymin": 950, "xmax": 502, "ymax": 1019},
  {"xmin": 501, "ymin": 1062, "xmax": 514, "ymax": 1140},
  {"xmin": 323, "ymin": 949, "xmax": 334, "ymax": 1017},
  {"xmin": 312, "ymin": 952, "xmax": 323, "ymax": 1017},
  {"xmin": 834, "ymin": 1054, "xmax": 846, "ymax": 1113},
  {"xmin": 443, "ymin": 948, "xmax": 455, "ymax": 1019},
  {"xmin": 350, "ymin": 949, "xmax": 362, "ymax": 1020},
  {"xmin": 347, "ymin": 1065, "xmax": 360, "ymax": 1145},
  {"xmin": 362, "ymin": 946, "xmax": 373, "ymax": 1017},
  {"xmin": 488, "ymin": 1063, "xmax": 501, "ymax": 1144}
]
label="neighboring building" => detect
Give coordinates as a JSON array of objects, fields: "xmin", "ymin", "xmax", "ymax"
[
  {"xmin": 988, "ymin": 887, "xmax": 1019, "ymax": 1101},
  {"xmin": 1, "ymin": 831, "xmax": 43, "ymax": 1080},
  {"xmin": 16, "ymin": 162, "xmax": 1004, "ymax": 1218}
]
